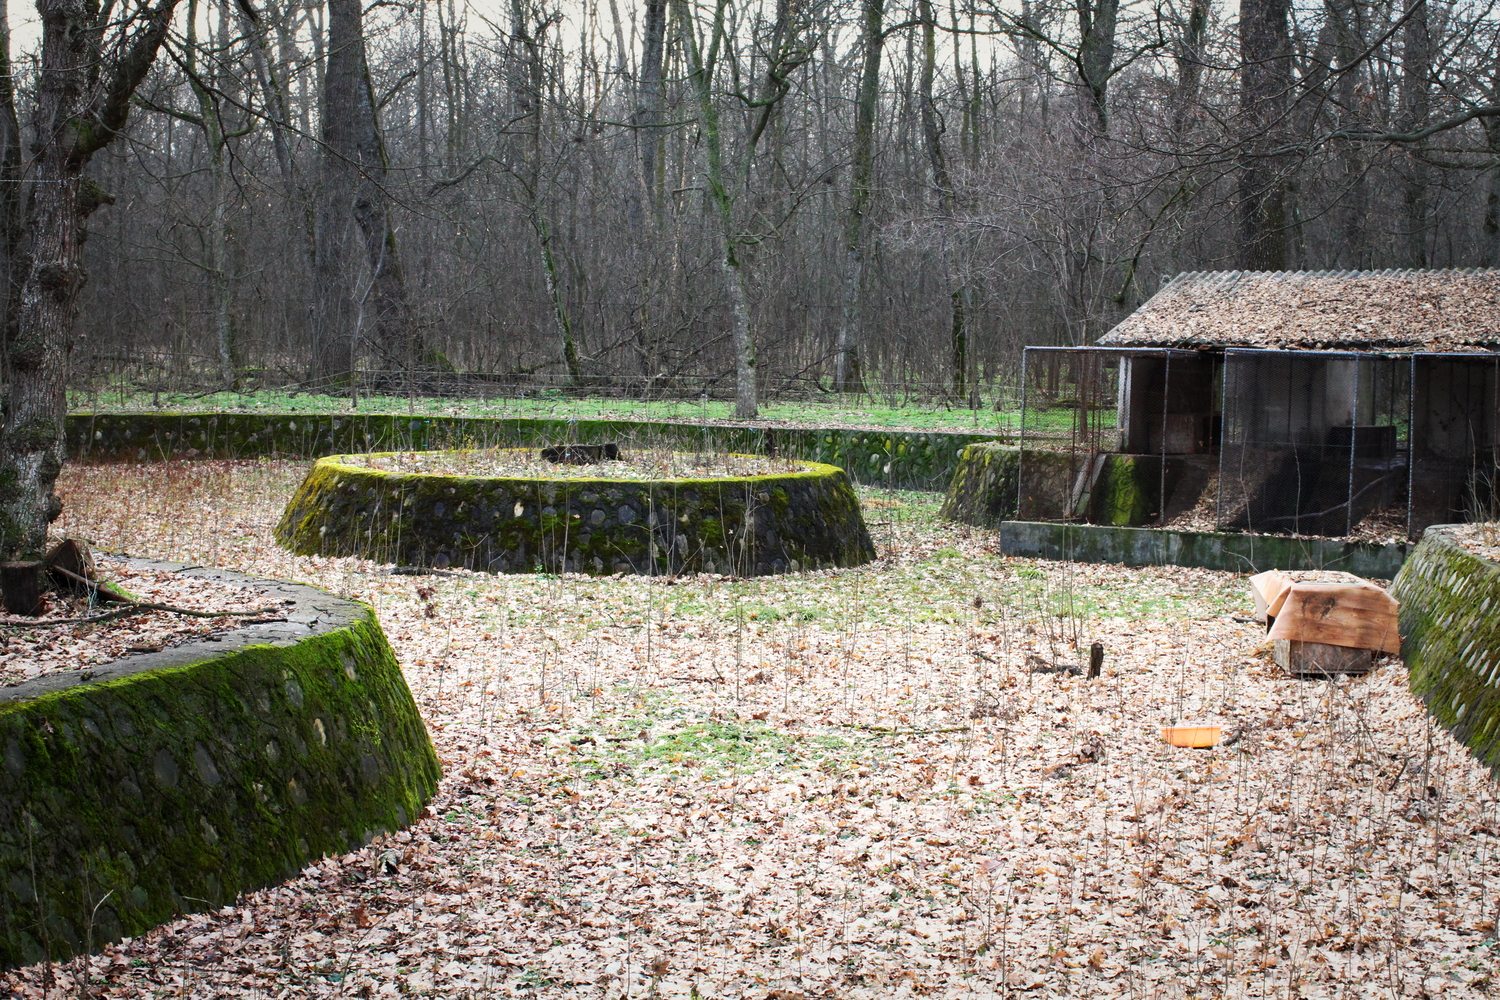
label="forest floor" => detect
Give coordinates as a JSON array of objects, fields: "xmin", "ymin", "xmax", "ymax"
[{"xmin": 3, "ymin": 457, "xmax": 1497, "ymax": 999}]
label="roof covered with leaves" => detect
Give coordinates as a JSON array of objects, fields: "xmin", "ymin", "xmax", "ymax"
[{"xmin": 1098, "ymin": 268, "xmax": 1500, "ymax": 352}]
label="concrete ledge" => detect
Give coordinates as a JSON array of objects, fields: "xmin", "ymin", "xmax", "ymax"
[
  {"xmin": 0, "ymin": 559, "xmax": 440, "ymax": 969},
  {"xmin": 1392, "ymin": 527, "xmax": 1500, "ymax": 776},
  {"xmin": 938, "ymin": 442, "xmax": 1019, "ymax": 528},
  {"xmin": 999, "ymin": 520, "xmax": 1410, "ymax": 578},
  {"xmin": 66, "ymin": 412, "xmax": 1010, "ymax": 492},
  {"xmin": 274, "ymin": 452, "xmax": 876, "ymax": 576}
]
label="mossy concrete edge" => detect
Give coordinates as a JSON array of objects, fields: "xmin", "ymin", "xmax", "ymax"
[
  {"xmin": 1392, "ymin": 527, "xmax": 1500, "ymax": 776},
  {"xmin": 938, "ymin": 443, "xmax": 1019, "ymax": 527},
  {"xmin": 0, "ymin": 559, "xmax": 440, "ymax": 970},
  {"xmin": 999, "ymin": 520, "xmax": 1410, "ymax": 577},
  {"xmin": 64, "ymin": 412, "xmax": 1009, "ymax": 491},
  {"xmin": 274, "ymin": 452, "xmax": 876, "ymax": 576}
]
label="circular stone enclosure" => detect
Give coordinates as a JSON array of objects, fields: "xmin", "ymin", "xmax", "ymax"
[
  {"xmin": 275, "ymin": 450, "xmax": 877, "ymax": 576},
  {"xmin": 0, "ymin": 559, "xmax": 440, "ymax": 970}
]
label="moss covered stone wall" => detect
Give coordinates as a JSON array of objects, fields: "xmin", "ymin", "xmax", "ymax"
[
  {"xmin": 65, "ymin": 412, "xmax": 1005, "ymax": 491},
  {"xmin": 275, "ymin": 453, "xmax": 876, "ymax": 576},
  {"xmin": 938, "ymin": 443, "xmax": 1020, "ymax": 527},
  {"xmin": 1392, "ymin": 527, "xmax": 1500, "ymax": 775},
  {"xmin": 0, "ymin": 560, "xmax": 440, "ymax": 969}
]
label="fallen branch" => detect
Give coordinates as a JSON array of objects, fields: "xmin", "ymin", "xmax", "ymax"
[
  {"xmin": 842, "ymin": 724, "xmax": 970, "ymax": 735},
  {"xmin": 1, "ymin": 603, "xmax": 282, "ymax": 629}
]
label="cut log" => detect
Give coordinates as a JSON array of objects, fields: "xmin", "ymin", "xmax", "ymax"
[
  {"xmin": 1274, "ymin": 639, "xmax": 1374, "ymax": 677},
  {"xmin": 1265, "ymin": 582, "xmax": 1400, "ymax": 655},
  {"xmin": 0, "ymin": 561, "xmax": 43, "ymax": 616}
]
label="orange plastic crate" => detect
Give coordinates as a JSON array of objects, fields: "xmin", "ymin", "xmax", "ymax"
[{"xmin": 1161, "ymin": 726, "xmax": 1222, "ymax": 748}]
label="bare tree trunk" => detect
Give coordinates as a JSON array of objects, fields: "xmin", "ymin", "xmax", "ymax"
[
  {"xmin": 1238, "ymin": 0, "xmax": 1293, "ymax": 270},
  {"xmin": 184, "ymin": 0, "xmax": 238, "ymax": 389},
  {"xmin": 1328, "ymin": 0, "xmax": 1369, "ymax": 268},
  {"xmin": 1399, "ymin": 0, "xmax": 1430, "ymax": 268},
  {"xmin": 0, "ymin": 0, "xmax": 22, "ymax": 356},
  {"xmin": 1172, "ymin": 0, "xmax": 1209, "ymax": 137},
  {"xmin": 630, "ymin": 0, "xmax": 668, "ymax": 382},
  {"xmin": 320, "ymin": 0, "xmax": 424, "ymax": 380},
  {"xmin": 509, "ymin": 0, "xmax": 581, "ymax": 384},
  {"xmin": 0, "ymin": 0, "xmax": 180, "ymax": 559},
  {"xmin": 918, "ymin": 0, "xmax": 966, "ymax": 399},
  {"xmin": 677, "ymin": 0, "xmax": 757, "ymax": 419},
  {"xmin": 1076, "ymin": 0, "xmax": 1119, "ymax": 135},
  {"xmin": 833, "ymin": 0, "xmax": 883, "ymax": 394},
  {"xmin": 1484, "ymin": 117, "xmax": 1500, "ymax": 267}
]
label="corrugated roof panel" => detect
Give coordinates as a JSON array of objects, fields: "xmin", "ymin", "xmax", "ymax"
[{"xmin": 1097, "ymin": 267, "xmax": 1500, "ymax": 352}]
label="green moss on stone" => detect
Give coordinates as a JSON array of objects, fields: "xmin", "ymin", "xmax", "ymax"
[
  {"xmin": 939, "ymin": 443, "xmax": 1020, "ymax": 528},
  {"xmin": 0, "ymin": 607, "xmax": 439, "ymax": 969},
  {"xmin": 1092, "ymin": 456, "xmax": 1155, "ymax": 526},
  {"xmin": 274, "ymin": 451, "xmax": 874, "ymax": 577},
  {"xmin": 1392, "ymin": 527, "xmax": 1500, "ymax": 776}
]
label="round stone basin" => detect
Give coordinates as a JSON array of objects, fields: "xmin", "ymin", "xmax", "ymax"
[{"xmin": 274, "ymin": 448, "xmax": 877, "ymax": 576}]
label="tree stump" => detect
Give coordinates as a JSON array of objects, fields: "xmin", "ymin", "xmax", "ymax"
[
  {"xmin": 540, "ymin": 443, "xmax": 620, "ymax": 465},
  {"xmin": 0, "ymin": 561, "xmax": 43, "ymax": 616}
]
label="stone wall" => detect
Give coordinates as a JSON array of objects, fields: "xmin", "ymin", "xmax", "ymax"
[
  {"xmin": 1391, "ymin": 527, "xmax": 1500, "ymax": 775},
  {"xmin": 938, "ymin": 443, "xmax": 1020, "ymax": 528},
  {"xmin": 65, "ymin": 412, "xmax": 1007, "ymax": 492},
  {"xmin": 0, "ymin": 561, "xmax": 440, "ymax": 969},
  {"xmin": 274, "ymin": 453, "xmax": 876, "ymax": 576}
]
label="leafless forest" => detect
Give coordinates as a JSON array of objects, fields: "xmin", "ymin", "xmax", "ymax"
[{"xmin": 57, "ymin": 0, "xmax": 1500, "ymax": 404}]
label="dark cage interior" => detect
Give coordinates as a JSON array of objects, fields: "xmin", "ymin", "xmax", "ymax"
[
  {"xmin": 1217, "ymin": 350, "xmax": 1409, "ymax": 537},
  {"xmin": 1409, "ymin": 354, "xmax": 1500, "ymax": 538}
]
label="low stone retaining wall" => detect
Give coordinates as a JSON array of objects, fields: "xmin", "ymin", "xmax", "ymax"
[
  {"xmin": 1392, "ymin": 527, "xmax": 1500, "ymax": 776},
  {"xmin": 0, "ymin": 560, "xmax": 439, "ymax": 969},
  {"xmin": 275, "ymin": 453, "xmax": 876, "ymax": 576},
  {"xmin": 1000, "ymin": 520, "xmax": 1410, "ymax": 578},
  {"xmin": 66, "ymin": 412, "xmax": 1009, "ymax": 492},
  {"xmin": 938, "ymin": 443, "xmax": 1019, "ymax": 527}
]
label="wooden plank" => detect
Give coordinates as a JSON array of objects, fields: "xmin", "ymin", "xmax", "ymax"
[
  {"xmin": 1248, "ymin": 570, "xmax": 1292, "ymax": 623},
  {"xmin": 1274, "ymin": 639, "xmax": 1375, "ymax": 677},
  {"xmin": 1266, "ymin": 582, "xmax": 1400, "ymax": 654}
]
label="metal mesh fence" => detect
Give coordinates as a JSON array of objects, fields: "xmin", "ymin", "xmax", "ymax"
[
  {"xmin": 1410, "ymin": 354, "xmax": 1500, "ymax": 538},
  {"xmin": 1216, "ymin": 350, "xmax": 1408, "ymax": 537},
  {"xmin": 1019, "ymin": 347, "xmax": 1215, "ymax": 525}
]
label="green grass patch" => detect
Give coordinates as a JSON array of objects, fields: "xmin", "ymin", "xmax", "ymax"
[{"xmin": 73, "ymin": 387, "xmax": 1024, "ymax": 436}]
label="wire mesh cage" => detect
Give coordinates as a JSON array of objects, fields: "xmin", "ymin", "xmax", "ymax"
[
  {"xmin": 1216, "ymin": 350, "xmax": 1409, "ymax": 537},
  {"xmin": 1019, "ymin": 347, "xmax": 1218, "ymax": 525},
  {"xmin": 1409, "ymin": 354, "xmax": 1500, "ymax": 538}
]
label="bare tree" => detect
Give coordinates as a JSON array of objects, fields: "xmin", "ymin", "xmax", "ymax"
[
  {"xmin": 0, "ymin": 0, "xmax": 183, "ymax": 560},
  {"xmin": 314, "ymin": 0, "xmax": 425, "ymax": 383},
  {"xmin": 1238, "ymin": 0, "xmax": 1293, "ymax": 269}
]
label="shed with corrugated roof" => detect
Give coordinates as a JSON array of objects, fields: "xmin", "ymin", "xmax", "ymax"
[{"xmin": 1016, "ymin": 269, "xmax": 1500, "ymax": 539}]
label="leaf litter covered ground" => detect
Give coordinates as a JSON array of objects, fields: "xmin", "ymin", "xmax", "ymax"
[{"xmin": 6, "ymin": 458, "xmax": 1498, "ymax": 999}]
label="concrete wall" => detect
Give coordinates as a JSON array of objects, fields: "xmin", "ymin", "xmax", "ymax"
[
  {"xmin": 1000, "ymin": 520, "xmax": 1410, "ymax": 577},
  {"xmin": 1392, "ymin": 526, "xmax": 1500, "ymax": 775},
  {"xmin": 938, "ymin": 443, "xmax": 1020, "ymax": 527},
  {"xmin": 275, "ymin": 455, "xmax": 876, "ymax": 576},
  {"xmin": 0, "ymin": 561, "xmax": 439, "ymax": 969},
  {"xmin": 66, "ymin": 413, "xmax": 1008, "ymax": 492}
]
